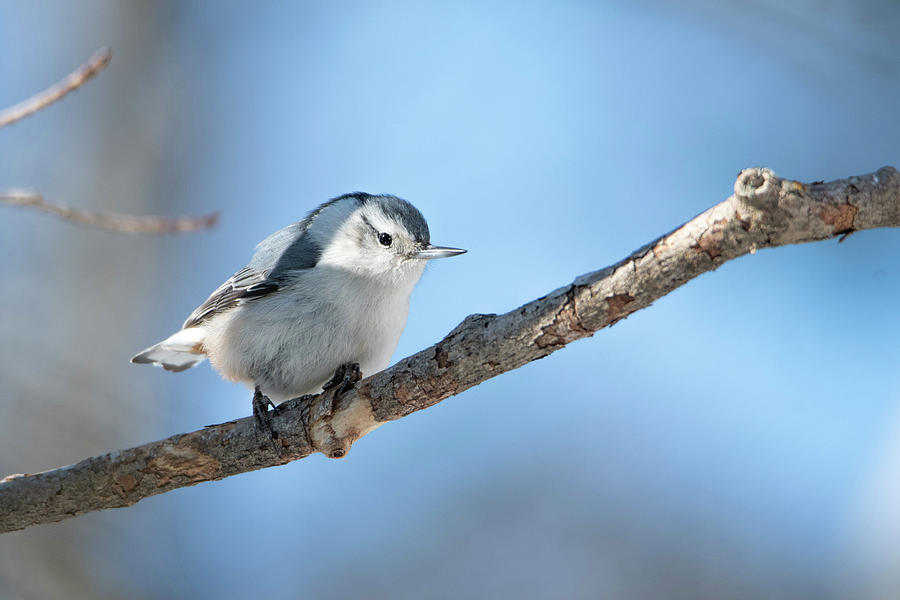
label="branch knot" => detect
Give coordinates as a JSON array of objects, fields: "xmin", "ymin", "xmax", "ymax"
[
  {"xmin": 302, "ymin": 388, "xmax": 379, "ymax": 460},
  {"xmin": 734, "ymin": 167, "xmax": 778, "ymax": 209}
]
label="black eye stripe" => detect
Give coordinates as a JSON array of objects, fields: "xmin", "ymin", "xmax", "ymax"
[{"xmin": 378, "ymin": 232, "xmax": 393, "ymax": 247}]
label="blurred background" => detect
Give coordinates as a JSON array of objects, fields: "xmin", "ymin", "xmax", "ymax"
[{"xmin": 1, "ymin": 1, "xmax": 899, "ymax": 598}]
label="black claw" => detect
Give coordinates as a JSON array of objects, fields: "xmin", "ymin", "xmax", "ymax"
[
  {"xmin": 339, "ymin": 363, "xmax": 362, "ymax": 395},
  {"xmin": 252, "ymin": 386, "xmax": 280, "ymax": 455},
  {"xmin": 322, "ymin": 364, "xmax": 346, "ymax": 391},
  {"xmin": 317, "ymin": 363, "xmax": 362, "ymax": 419},
  {"xmin": 323, "ymin": 362, "xmax": 362, "ymax": 396}
]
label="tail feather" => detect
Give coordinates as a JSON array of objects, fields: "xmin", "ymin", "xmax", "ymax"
[{"xmin": 131, "ymin": 327, "xmax": 207, "ymax": 372}]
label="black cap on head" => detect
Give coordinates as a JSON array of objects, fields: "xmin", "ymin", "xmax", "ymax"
[{"xmin": 359, "ymin": 194, "xmax": 431, "ymax": 245}]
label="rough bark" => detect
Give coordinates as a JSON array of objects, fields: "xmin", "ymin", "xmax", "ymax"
[{"xmin": 1, "ymin": 166, "xmax": 898, "ymax": 534}]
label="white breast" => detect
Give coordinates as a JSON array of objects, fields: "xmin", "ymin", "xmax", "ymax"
[{"xmin": 201, "ymin": 263, "xmax": 422, "ymax": 403}]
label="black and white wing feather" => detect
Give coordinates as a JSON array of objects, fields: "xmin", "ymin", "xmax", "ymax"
[
  {"xmin": 181, "ymin": 213, "xmax": 329, "ymax": 329},
  {"xmin": 182, "ymin": 266, "xmax": 280, "ymax": 328}
]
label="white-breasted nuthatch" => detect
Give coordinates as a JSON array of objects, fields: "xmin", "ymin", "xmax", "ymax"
[{"xmin": 132, "ymin": 193, "xmax": 465, "ymax": 425}]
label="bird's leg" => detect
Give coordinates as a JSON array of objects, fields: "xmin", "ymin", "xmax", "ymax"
[
  {"xmin": 321, "ymin": 362, "xmax": 362, "ymax": 413},
  {"xmin": 301, "ymin": 364, "xmax": 362, "ymax": 459},
  {"xmin": 323, "ymin": 362, "xmax": 362, "ymax": 395},
  {"xmin": 252, "ymin": 385, "xmax": 280, "ymax": 454}
]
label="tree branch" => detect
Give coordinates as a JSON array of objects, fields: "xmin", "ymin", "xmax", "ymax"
[
  {"xmin": 0, "ymin": 189, "xmax": 219, "ymax": 234},
  {"xmin": 0, "ymin": 48, "xmax": 219, "ymax": 234},
  {"xmin": 0, "ymin": 47, "xmax": 111, "ymax": 128},
  {"xmin": 2, "ymin": 166, "xmax": 898, "ymax": 534}
]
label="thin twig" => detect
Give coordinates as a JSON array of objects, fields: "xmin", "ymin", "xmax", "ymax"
[
  {"xmin": 0, "ymin": 47, "xmax": 217, "ymax": 234},
  {"xmin": 0, "ymin": 47, "xmax": 112, "ymax": 128},
  {"xmin": 0, "ymin": 189, "xmax": 219, "ymax": 234}
]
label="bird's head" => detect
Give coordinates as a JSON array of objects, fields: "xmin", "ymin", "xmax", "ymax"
[{"xmin": 309, "ymin": 193, "xmax": 465, "ymax": 286}]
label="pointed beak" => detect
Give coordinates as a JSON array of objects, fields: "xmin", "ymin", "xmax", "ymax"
[{"xmin": 414, "ymin": 245, "xmax": 467, "ymax": 259}]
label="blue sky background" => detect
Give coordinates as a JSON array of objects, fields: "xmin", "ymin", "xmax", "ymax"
[{"xmin": 1, "ymin": 1, "xmax": 899, "ymax": 598}]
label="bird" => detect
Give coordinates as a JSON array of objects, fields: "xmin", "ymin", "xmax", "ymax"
[{"xmin": 131, "ymin": 192, "xmax": 465, "ymax": 427}]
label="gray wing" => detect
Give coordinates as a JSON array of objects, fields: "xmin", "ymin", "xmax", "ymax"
[
  {"xmin": 182, "ymin": 221, "xmax": 321, "ymax": 329},
  {"xmin": 182, "ymin": 266, "xmax": 278, "ymax": 328}
]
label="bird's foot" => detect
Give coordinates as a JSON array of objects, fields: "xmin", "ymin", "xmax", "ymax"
[
  {"xmin": 252, "ymin": 386, "xmax": 280, "ymax": 454},
  {"xmin": 321, "ymin": 362, "xmax": 362, "ymax": 415},
  {"xmin": 302, "ymin": 363, "xmax": 362, "ymax": 459},
  {"xmin": 322, "ymin": 362, "xmax": 362, "ymax": 395}
]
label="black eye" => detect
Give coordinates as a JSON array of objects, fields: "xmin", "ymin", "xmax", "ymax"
[{"xmin": 378, "ymin": 232, "xmax": 393, "ymax": 247}]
